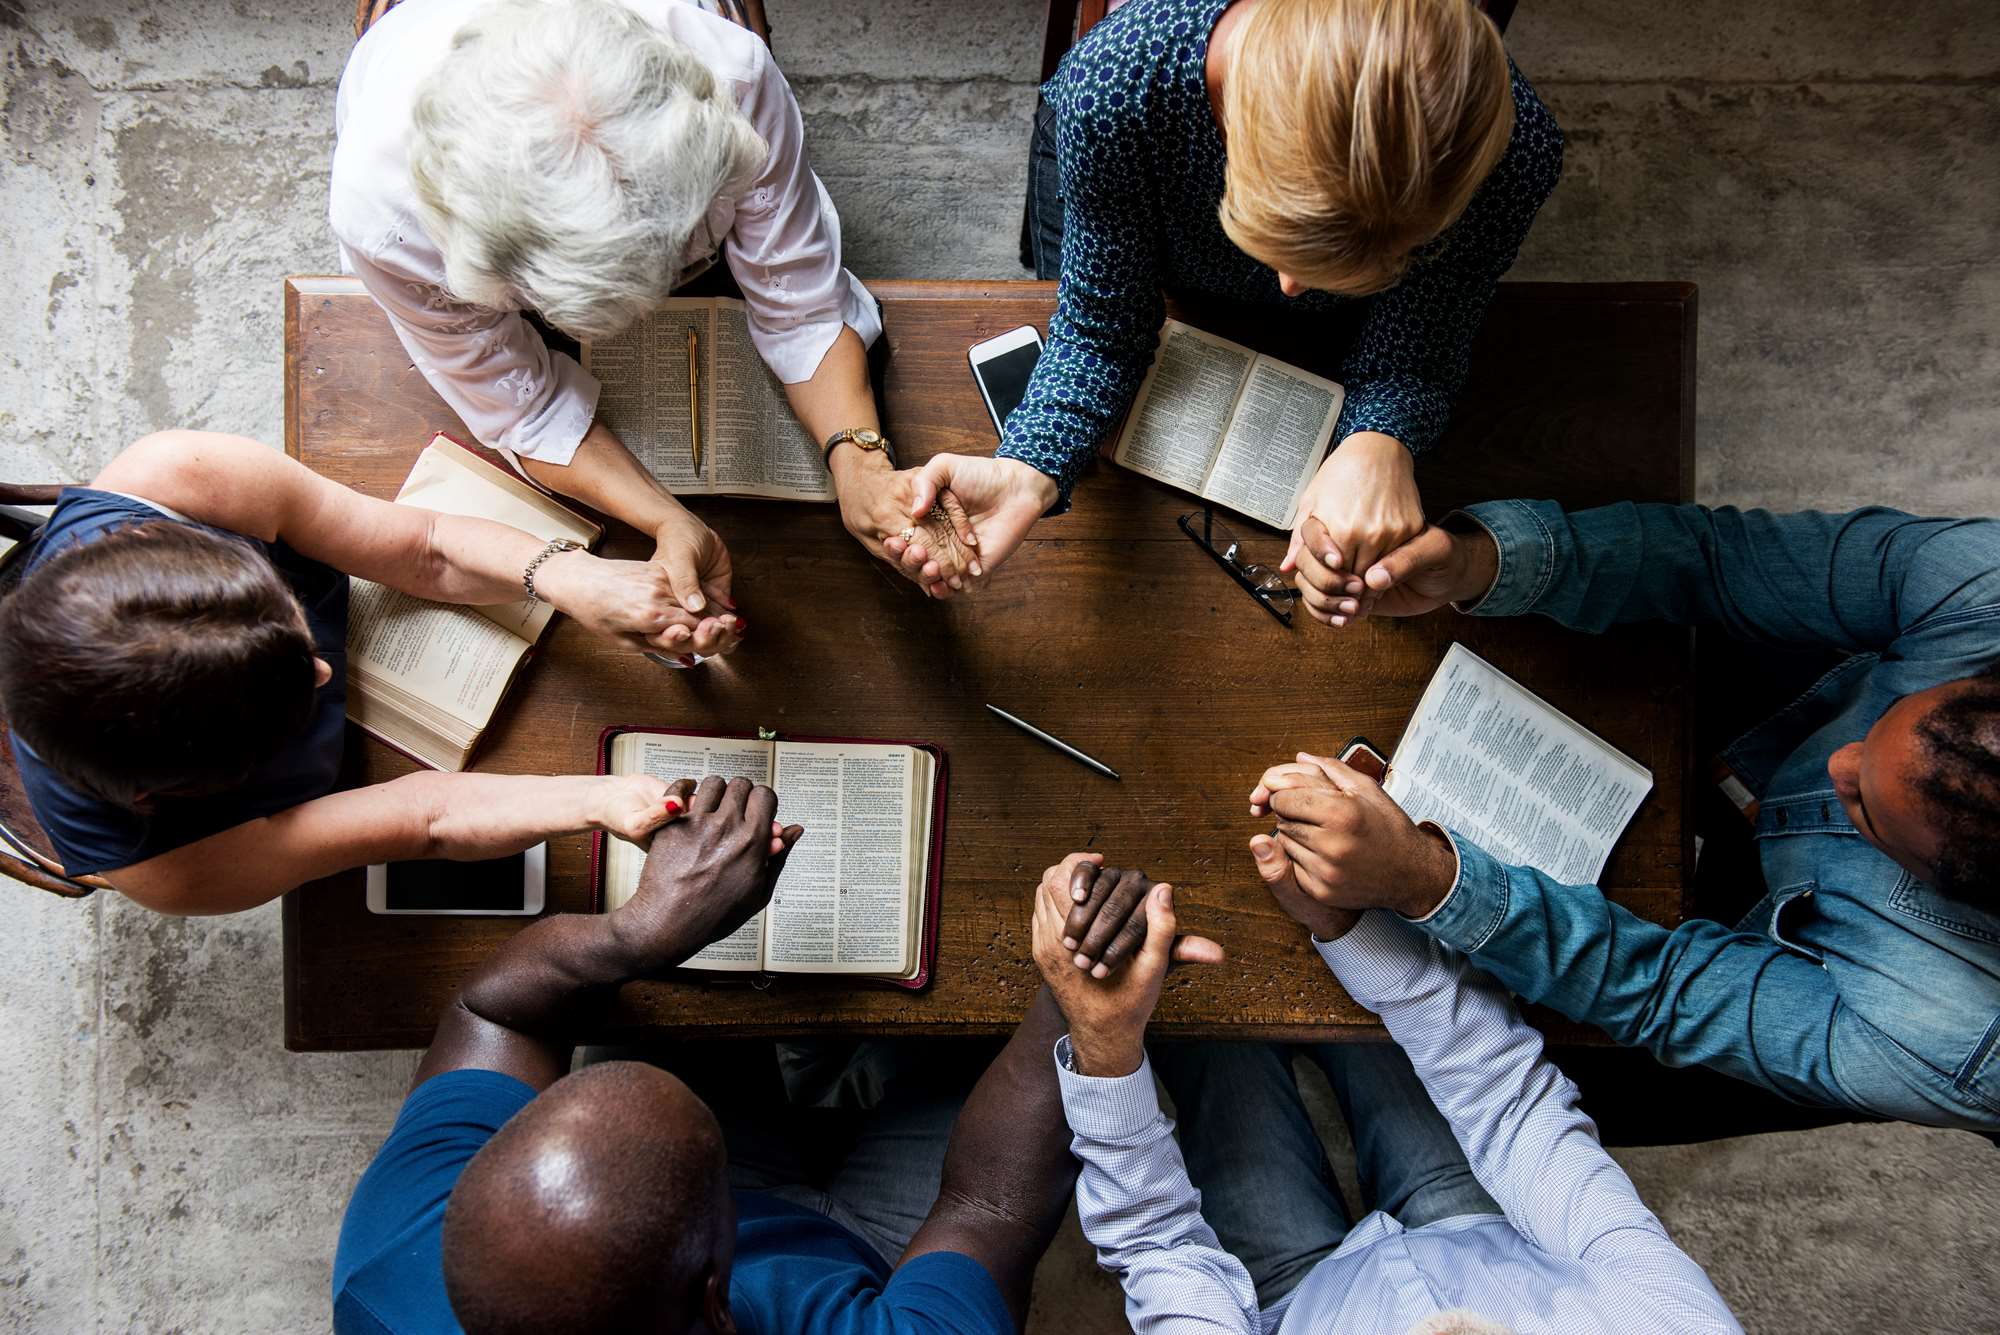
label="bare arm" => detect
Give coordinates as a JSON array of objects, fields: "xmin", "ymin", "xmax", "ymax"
[
  {"xmin": 104, "ymin": 770, "xmax": 679, "ymax": 916},
  {"xmin": 899, "ymin": 985, "xmax": 1077, "ymax": 1326},
  {"xmin": 95, "ymin": 430, "xmax": 735, "ymax": 654}
]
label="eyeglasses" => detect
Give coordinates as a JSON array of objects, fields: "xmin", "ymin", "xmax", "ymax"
[{"xmin": 1178, "ymin": 508, "xmax": 1296, "ymax": 626}]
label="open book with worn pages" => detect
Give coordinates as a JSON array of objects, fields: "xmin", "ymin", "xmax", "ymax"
[
  {"xmin": 1113, "ymin": 318, "xmax": 1345, "ymax": 530},
  {"xmin": 1385, "ymin": 643, "xmax": 1654, "ymax": 885},
  {"xmin": 345, "ymin": 435, "xmax": 602, "ymax": 772},
  {"xmin": 582, "ymin": 296, "xmax": 831, "ymax": 501},
  {"xmin": 595, "ymin": 727, "xmax": 946, "ymax": 989}
]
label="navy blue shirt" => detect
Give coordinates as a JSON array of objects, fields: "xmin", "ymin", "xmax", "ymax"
[
  {"xmin": 334, "ymin": 1069, "xmax": 1014, "ymax": 1335},
  {"xmin": 999, "ymin": 0, "xmax": 1565, "ymax": 508},
  {"xmin": 10, "ymin": 488, "xmax": 348, "ymax": 875}
]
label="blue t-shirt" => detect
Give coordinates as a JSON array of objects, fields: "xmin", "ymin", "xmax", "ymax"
[
  {"xmin": 333, "ymin": 1070, "xmax": 1013, "ymax": 1335},
  {"xmin": 9, "ymin": 487, "xmax": 349, "ymax": 875}
]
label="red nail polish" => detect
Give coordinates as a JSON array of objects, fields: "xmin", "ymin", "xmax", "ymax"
[
  {"xmin": 733, "ymin": 618, "xmax": 748, "ymax": 633},
  {"xmin": 664, "ymin": 798, "xmax": 683, "ymax": 814}
]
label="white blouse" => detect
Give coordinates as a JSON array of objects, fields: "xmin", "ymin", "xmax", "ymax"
[{"xmin": 329, "ymin": 0, "xmax": 881, "ymax": 466}]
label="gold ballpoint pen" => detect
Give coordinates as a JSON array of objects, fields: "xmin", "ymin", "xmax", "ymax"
[{"xmin": 687, "ymin": 325, "xmax": 703, "ymax": 474}]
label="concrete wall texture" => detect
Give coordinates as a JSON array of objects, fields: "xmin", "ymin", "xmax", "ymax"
[{"xmin": 1, "ymin": 1, "xmax": 1996, "ymax": 1330}]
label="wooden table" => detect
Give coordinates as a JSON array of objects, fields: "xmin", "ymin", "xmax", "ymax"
[{"xmin": 283, "ymin": 277, "xmax": 1697, "ymax": 1051}]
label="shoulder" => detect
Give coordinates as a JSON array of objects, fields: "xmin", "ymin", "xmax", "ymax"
[
  {"xmin": 653, "ymin": 0, "xmax": 778, "ymax": 107},
  {"xmin": 330, "ymin": 0, "xmax": 484, "ymax": 256},
  {"xmin": 1494, "ymin": 57, "xmax": 1565, "ymax": 203},
  {"xmin": 334, "ymin": 1070, "xmax": 537, "ymax": 1306}
]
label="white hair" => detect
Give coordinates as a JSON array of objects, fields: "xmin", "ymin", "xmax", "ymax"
[
  {"xmin": 409, "ymin": 0, "xmax": 767, "ymax": 340},
  {"xmin": 1403, "ymin": 1312, "xmax": 1516, "ymax": 1335}
]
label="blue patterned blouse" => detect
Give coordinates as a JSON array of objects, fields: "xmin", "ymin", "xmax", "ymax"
[{"xmin": 999, "ymin": 0, "xmax": 1565, "ymax": 511}]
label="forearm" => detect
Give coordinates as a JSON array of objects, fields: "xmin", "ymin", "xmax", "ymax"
[
  {"xmin": 1461, "ymin": 500, "xmax": 1940, "ymax": 649},
  {"xmin": 522, "ymin": 419, "xmax": 693, "ymax": 539},
  {"xmin": 783, "ymin": 324, "xmax": 879, "ymax": 449},
  {"xmin": 393, "ymin": 771, "xmax": 619, "ymax": 861},
  {"xmin": 904, "ymin": 987, "xmax": 1078, "ymax": 1319},
  {"xmin": 1417, "ymin": 834, "xmax": 1849, "ymax": 1106},
  {"xmin": 1059, "ymin": 1049, "xmax": 1259, "ymax": 1331}
]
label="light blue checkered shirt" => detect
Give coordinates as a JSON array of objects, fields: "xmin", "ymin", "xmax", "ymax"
[{"xmin": 1055, "ymin": 913, "xmax": 1743, "ymax": 1334}]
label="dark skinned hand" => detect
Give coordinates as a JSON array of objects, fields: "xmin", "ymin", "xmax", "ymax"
[
  {"xmin": 1054, "ymin": 852, "xmax": 1228, "ymax": 978},
  {"xmin": 609, "ymin": 775, "xmax": 803, "ymax": 970}
]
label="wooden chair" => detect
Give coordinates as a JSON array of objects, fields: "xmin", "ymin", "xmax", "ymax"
[{"xmin": 0, "ymin": 485, "xmax": 106, "ymax": 898}]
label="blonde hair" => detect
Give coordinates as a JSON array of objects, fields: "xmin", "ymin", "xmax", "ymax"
[{"xmin": 1219, "ymin": 0, "xmax": 1514, "ymax": 296}]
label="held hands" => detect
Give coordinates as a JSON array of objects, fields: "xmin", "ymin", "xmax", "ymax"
[
  {"xmin": 646, "ymin": 509, "xmax": 743, "ymax": 656},
  {"xmin": 1248, "ymin": 752, "xmax": 1457, "ymax": 922},
  {"xmin": 540, "ymin": 544, "xmax": 744, "ymax": 660},
  {"xmin": 832, "ymin": 450, "xmax": 982, "ymax": 597},
  {"xmin": 610, "ymin": 775, "xmax": 804, "ymax": 969},
  {"xmin": 1283, "ymin": 432, "xmax": 1427, "ymax": 627},
  {"xmin": 884, "ymin": 454, "xmax": 1059, "ymax": 599},
  {"xmin": 1028, "ymin": 853, "xmax": 1224, "ymax": 1077}
]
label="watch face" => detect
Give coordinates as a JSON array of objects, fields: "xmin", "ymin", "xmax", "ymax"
[{"xmin": 854, "ymin": 429, "xmax": 882, "ymax": 447}]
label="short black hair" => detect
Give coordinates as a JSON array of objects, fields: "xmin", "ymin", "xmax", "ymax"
[
  {"xmin": 1914, "ymin": 663, "xmax": 2000, "ymax": 903},
  {"xmin": 0, "ymin": 521, "xmax": 318, "ymax": 808}
]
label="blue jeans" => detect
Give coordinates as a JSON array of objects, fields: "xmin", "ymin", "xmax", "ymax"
[
  {"xmin": 1026, "ymin": 97, "xmax": 1064, "ymax": 280},
  {"xmin": 1151, "ymin": 1040, "xmax": 1502, "ymax": 1307}
]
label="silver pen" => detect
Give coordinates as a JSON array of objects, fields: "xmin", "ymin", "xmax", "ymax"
[{"xmin": 985, "ymin": 704, "xmax": 1121, "ymax": 781}]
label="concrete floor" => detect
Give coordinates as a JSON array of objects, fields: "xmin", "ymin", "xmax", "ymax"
[{"xmin": 2, "ymin": 1, "xmax": 1997, "ymax": 1330}]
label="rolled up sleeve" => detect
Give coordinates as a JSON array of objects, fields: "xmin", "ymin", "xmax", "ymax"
[{"xmin": 722, "ymin": 39, "xmax": 880, "ymax": 384}]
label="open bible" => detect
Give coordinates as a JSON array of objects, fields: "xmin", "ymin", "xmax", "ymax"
[
  {"xmin": 1114, "ymin": 319, "xmax": 1345, "ymax": 529},
  {"xmin": 582, "ymin": 297, "xmax": 831, "ymax": 501},
  {"xmin": 345, "ymin": 435, "xmax": 601, "ymax": 772},
  {"xmin": 594, "ymin": 727, "xmax": 946, "ymax": 988},
  {"xmin": 1384, "ymin": 643, "xmax": 1653, "ymax": 885}
]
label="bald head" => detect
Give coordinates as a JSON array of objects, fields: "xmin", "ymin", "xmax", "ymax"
[{"xmin": 442, "ymin": 1062, "xmax": 732, "ymax": 1335}]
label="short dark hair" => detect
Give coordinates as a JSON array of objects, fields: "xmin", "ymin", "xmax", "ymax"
[
  {"xmin": 1915, "ymin": 664, "xmax": 2000, "ymax": 903},
  {"xmin": 0, "ymin": 521, "xmax": 319, "ymax": 808}
]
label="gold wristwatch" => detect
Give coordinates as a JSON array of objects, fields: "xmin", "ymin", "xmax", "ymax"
[{"xmin": 822, "ymin": 427, "xmax": 898, "ymax": 469}]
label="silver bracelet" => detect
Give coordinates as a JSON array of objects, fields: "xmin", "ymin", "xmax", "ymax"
[{"xmin": 522, "ymin": 538, "xmax": 583, "ymax": 604}]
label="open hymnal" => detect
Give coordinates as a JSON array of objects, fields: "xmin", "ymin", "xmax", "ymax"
[
  {"xmin": 598, "ymin": 728, "xmax": 945, "ymax": 987},
  {"xmin": 1384, "ymin": 643, "xmax": 1653, "ymax": 885},
  {"xmin": 582, "ymin": 297, "xmax": 831, "ymax": 501},
  {"xmin": 345, "ymin": 435, "xmax": 602, "ymax": 772},
  {"xmin": 1114, "ymin": 319, "xmax": 1345, "ymax": 530}
]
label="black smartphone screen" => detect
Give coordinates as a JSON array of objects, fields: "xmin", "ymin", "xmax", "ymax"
[
  {"xmin": 383, "ymin": 854, "xmax": 527, "ymax": 911},
  {"xmin": 973, "ymin": 339, "xmax": 1043, "ymax": 433}
]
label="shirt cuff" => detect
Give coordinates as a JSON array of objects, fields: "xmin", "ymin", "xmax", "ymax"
[
  {"xmin": 1404, "ymin": 828, "xmax": 1513, "ymax": 955},
  {"xmin": 1311, "ymin": 910, "xmax": 1430, "ymax": 1008},
  {"xmin": 1052, "ymin": 1037, "xmax": 1165, "ymax": 1140},
  {"xmin": 496, "ymin": 353, "xmax": 598, "ymax": 468},
  {"xmin": 1333, "ymin": 381, "xmax": 1449, "ymax": 457},
  {"xmin": 1456, "ymin": 499, "xmax": 1557, "ymax": 618}
]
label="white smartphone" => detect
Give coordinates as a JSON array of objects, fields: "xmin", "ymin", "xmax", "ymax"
[
  {"xmin": 365, "ymin": 844, "xmax": 547, "ymax": 916},
  {"xmin": 967, "ymin": 325, "xmax": 1045, "ymax": 437}
]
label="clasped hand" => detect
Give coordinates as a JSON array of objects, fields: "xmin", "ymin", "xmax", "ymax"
[
  {"xmin": 1247, "ymin": 751, "xmax": 1458, "ymax": 928},
  {"xmin": 609, "ymin": 775, "xmax": 803, "ymax": 968},
  {"xmin": 1028, "ymin": 853, "xmax": 1223, "ymax": 1077},
  {"xmin": 839, "ymin": 452, "xmax": 1057, "ymax": 600}
]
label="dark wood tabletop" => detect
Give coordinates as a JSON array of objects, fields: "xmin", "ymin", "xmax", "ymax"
[{"xmin": 282, "ymin": 276, "xmax": 1697, "ymax": 1051}]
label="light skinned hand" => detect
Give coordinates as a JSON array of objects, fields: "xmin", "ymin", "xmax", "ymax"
[
  {"xmin": 1281, "ymin": 432, "xmax": 1426, "ymax": 627},
  {"xmin": 1250, "ymin": 832, "xmax": 1360, "ymax": 941},
  {"xmin": 1030, "ymin": 856, "xmax": 1222, "ymax": 1076},
  {"xmin": 832, "ymin": 453, "xmax": 980, "ymax": 596},
  {"xmin": 1247, "ymin": 751, "xmax": 1457, "ymax": 920},
  {"xmin": 885, "ymin": 454, "xmax": 1059, "ymax": 597},
  {"xmin": 648, "ymin": 511, "xmax": 743, "ymax": 656},
  {"xmin": 540, "ymin": 549, "xmax": 741, "ymax": 660}
]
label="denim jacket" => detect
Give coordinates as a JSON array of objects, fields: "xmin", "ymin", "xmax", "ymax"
[{"xmin": 1413, "ymin": 500, "xmax": 2000, "ymax": 1131}]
